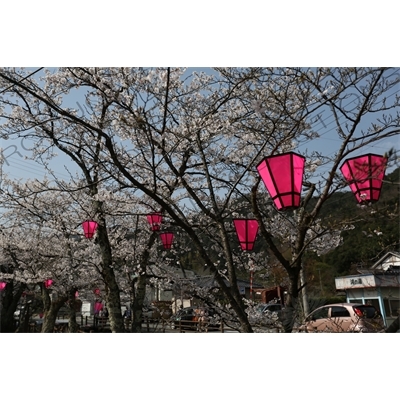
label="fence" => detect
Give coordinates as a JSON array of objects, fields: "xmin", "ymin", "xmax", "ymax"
[{"xmin": 28, "ymin": 315, "xmax": 230, "ymax": 333}]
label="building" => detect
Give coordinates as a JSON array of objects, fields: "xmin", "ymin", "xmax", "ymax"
[{"xmin": 335, "ymin": 251, "xmax": 400, "ymax": 327}]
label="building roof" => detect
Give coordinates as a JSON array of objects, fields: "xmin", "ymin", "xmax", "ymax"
[{"xmin": 370, "ymin": 251, "xmax": 400, "ymax": 271}]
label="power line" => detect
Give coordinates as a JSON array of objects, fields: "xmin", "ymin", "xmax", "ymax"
[{"xmin": 0, "ymin": 67, "xmax": 44, "ymax": 95}]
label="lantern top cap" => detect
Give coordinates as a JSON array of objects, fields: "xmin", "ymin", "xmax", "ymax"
[
  {"xmin": 256, "ymin": 151, "xmax": 305, "ymax": 167},
  {"xmin": 340, "ymin": 153, "xmax": 387, "ymax": 167}
]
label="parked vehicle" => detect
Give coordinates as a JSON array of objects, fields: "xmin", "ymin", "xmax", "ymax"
[
  {"xmin": 298, "ymin": 303, "xmax": 385, "ymax": 333},
  {"xmin": 142, "ymin": 301, "xmax": 172, "ymax": 321},
  {"xmin": 256, "ymin": 303, "xmax": 283, "ymax": 315},
  {"xmin": 171, "ymin": 307, "xmax": 219, "ymax": 331}
]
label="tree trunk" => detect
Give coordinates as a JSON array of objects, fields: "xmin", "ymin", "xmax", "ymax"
[
  {"xmin": 130, "ymin": 231, "xmax": 156, "ymax": 333},
  {"xmin": 67, "ymin": 296, "xmax": 81, "ymax": 333},
  {"xmin": 41, "ymin": 296, "xmax": 68, "ymax": 333},
  {"xmin": 281, "ymin": 267, "xmax": 301, "ymax": 332},
  {"xmin": 94, "ymin": 202, "xmax": 125, "ymax": 333},
  {"xmin": 1, "ymin": 282, "xmax": 25, "ymax": 333},
  {"xmin": 131, "ymin": 274, "xmax": 147, "ymax": 333},
  {"xmin": 103, "ymin": 273, "xmax": 124, "ymax": 333}
]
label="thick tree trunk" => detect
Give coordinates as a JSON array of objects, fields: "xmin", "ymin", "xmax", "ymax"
[
  {"xmin": 94, "ymin": 202, "xmax": 125, "ymax": 333},
  {"xmin": 281, "ymin": 267, "xmax": 301, "ymax": 332},
  {"xmin": 41, "ymin": 297, "xmax": 68, "ymax": 332},
  {"xmin": 131, "ymin": 274, "xmax": 147, "ymax": 333},
  {"xmin": 0, "ymin": 282, "xmax": 26, "ymax": 332},
  {"xmin": 104, "ymin": 279, "xmax": 124, "ymax": 332},
  {"xmin": 67, "ymin": 296, "xmax": 81, "ymax": 333},
  {"xmin": 130, "ymin": 232, "xmax": 156, "ymax": 333}
]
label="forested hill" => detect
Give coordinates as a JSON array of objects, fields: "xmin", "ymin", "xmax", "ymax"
[{"xmin": 318, "ymin": 167, "xmax": 399, "ymax": 276}]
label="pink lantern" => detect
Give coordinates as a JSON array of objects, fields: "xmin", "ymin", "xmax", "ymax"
[
  {"xmin": 44, "ymin": 279, "xmax": 53, "ymax": 289},
  {"xmin": 340, "ymin": 153, "xmax": 387, "ymax": 203},
  {"xmin": 0, "ymin": 282, "xmax": 6, "ymax": 291},
  {"xmin": 94, "ymin": 301, "xmax": 103, "ymax": 315},
  {"xmin": 94, "ymin": 288, "xmax": 101, "ymax": 296},
  {"xmin": 160, "ymin": 232, "xmax": 174, "ymax": 249},
  {"xmin": 233, "ymin": 219, "xmax": 259, "ymax": 251},
  {"xmin": 147, "ymin": 213, "xmax": 162, "ymax": 231},
  {"xmin": 75, "ymin": 291, "xmax": 79, "ymax": 298},
  {"xmin": 82, "ymin": 220, "xmax": 98, "ymax": 239},
  {"xmin": 257, "ymin": 152, "xmax": 305, "ymax": 210}
]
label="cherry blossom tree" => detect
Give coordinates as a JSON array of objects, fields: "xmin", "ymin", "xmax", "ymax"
[
  {"xmin": 0, "ymin": 67, "xmax": 398, "ymax": 332},
  {"xmin": 0, "ymin": 173, "xmax": 166, "ymax": 332}
]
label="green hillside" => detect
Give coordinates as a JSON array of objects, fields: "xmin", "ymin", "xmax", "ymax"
[{"xmin": 303, "ymin": 167, "xmax": 399, "ymax": 297}]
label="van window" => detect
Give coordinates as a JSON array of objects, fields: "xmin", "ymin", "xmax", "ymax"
[
  {"xmin": 309, "ymin": 306, "xmax": 329, "ymax": 320},
  {"xmin": 330, "ymin": 306, "xmax": 350, "ymax": 317}
]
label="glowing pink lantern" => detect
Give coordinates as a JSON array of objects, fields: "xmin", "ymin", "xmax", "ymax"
[
  {"xmin": 160, "ymin": 232, "xmax": 174, "ymax": 249},
  {"xmin": 44, "ymin": 279, "xmax": 53, "ymax": 289},
  {"xmin": 233, "ymin": 219, "xmax": 259, "ymax": 251},
  {"xmin": 0, "ymin": 282, "xmax": 6, "ymax": 291},
  {"xmin": 94, "ymin": 301, "xmax": 103, "ymax": 315},
  {"xmin": 257, "ymin": 152, "xmax": 305, "ymax": 210},
  {"xmin": 82, "ymin": 220, "xmax": 98, "ymax": 239},
  {"xmin": 75, "ymin": 291, "xmax": 79, "ymax": 298},
  {"xmin": 340, "ymin": 153, "xmax": 387, "ymax": 203},
  {"xmin": 147, "ymin": 213, "xmax": 163, "ymax": 231}
]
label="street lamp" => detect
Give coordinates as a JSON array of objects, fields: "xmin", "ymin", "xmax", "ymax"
[
  {"xmin": 160, "ymin": 232, "xmax": 174, "ymax": 249},
  {"xmin": 82, "ymin": 220, "xmax": 98, "ymax": 239},
  {"xmin": 340, "ymin": 153, "xmax": 387, "ymax": 203},
  {"xmin": 257, "ymin": 152, "xmax": 306, "ymax": 210},
  {"xmin": 233, "ymin": 219, "xmax": 259, "ymax": 300},
  {"xmin": 147, "ymin": 213, "xmax": 163, "ymax": 231}
]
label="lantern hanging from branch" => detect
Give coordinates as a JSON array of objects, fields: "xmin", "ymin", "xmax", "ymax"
[
  {"xmin": 233, "ymin": 219, "xmax": 259, "ymax": 251},
  {"xmin": 257, "ymin": 152, "xmax": 306, "ymax": 211},
  {"xmin": 147, "ymin": 213, "xmax": 162, "ymax": 231},
  {"xmin": 44, "ymin": 279, "xmax": 53, "ymax": 289},
  {"xmin": 160, "ymin": 232, "xmax": 174, "ymax": 249},
  {"xmin": 0, "ymin": 282, "xmax": 6, "ymax": 291},
  {"xmin": 94, "ymin": 288, "xmax": 101, "ymax": 296},
  {"xmin": 82, "ymin": 220, "xmax": 98, "ymax": 239},
  {"xmin": 340, "ymin": 153, "xmax": 387, "ymax": 203}
]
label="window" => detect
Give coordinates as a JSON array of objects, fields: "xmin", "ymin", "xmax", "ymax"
[
  {"xmin": 330, "ymin": 306, "xmax": 350, "ymax": 317},
  {"xmin": 383, "ymin": 299, "xmax": 400, "ymax": 317},
  {"xmin": 309, "ymin": 306, "xmax": 329, "ymax": 320},
  {"xmin": 365, "ymin": 299, "xmax": 382, "ymax": 315}
]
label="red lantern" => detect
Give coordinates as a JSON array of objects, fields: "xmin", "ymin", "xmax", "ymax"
[
  {"xmin": 82, "ymin": 220, "xmax": 98, "ymax": 239},
  {"xmin": 0, "ymin": 282, "xmax": 6, "ymax": 291},
  {"xmin": 233, "ymin": 219, "xmax": 259, "ymax": 251},
  {"xmin": 147, "ymin": 213, "xmax": 162, "ymax": 231},
  {"xmin": 340, "ymin": 154, "xmax": 387, "ymax": 203},
  {"xmin": 160, "ymin": 232, "xmax": 174, "ymax": 249},
  {"xmin": 44, "ymin": 279, "xmax": 53, "ymax": 289},
  {"xmin": 94, "ymin": 288, "xmax": 101, "ymax": 296},
  {"xmin": 257, "ymin": 152, "xmax": 305, "ymax": 210}
]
